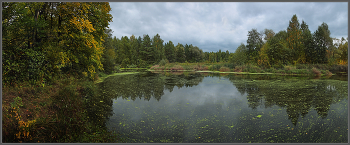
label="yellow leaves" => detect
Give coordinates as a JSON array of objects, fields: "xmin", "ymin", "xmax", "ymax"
[
  {"xmin": 82, "ymin": 19, "xmax": 95, "ymax": 32},
  {"xmin": 59, "ymin": 51, "xmax": 70, "ymax": 67},
  {"xmin": 69, "ymin": 17, "xmax": 95, "ymax": 33},
  {"xmin": 82, "ymin": 71, "xmax": 88, "ymax": 77},
  {"xmin": 88, "ymin": 65, "xmax": 96, "ymax": 80},
  {"xmin": 339, "ymin": 60, "xmax": 348, "ymax": 65},
  {"xmin": 15, "ymin": 115, "xmax": 36, "ymax": 140}
]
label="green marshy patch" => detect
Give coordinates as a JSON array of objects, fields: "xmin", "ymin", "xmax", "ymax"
[
  {"xmin": 149, "ymin": 63, "xmax": 342, "ymax": 76},
  {"xmin": 95, "ymin": 71, "xmax": 141, "ymax": 84}
]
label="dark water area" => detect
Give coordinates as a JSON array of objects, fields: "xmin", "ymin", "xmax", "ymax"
[{"xmin": 96, "ymin": 72, "xmax": 348, "ymax": 143}]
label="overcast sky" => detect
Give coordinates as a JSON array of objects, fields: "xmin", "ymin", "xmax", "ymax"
[{"xmin": 108, "ymin": 2, "xmax": 348, "ymax": 53}]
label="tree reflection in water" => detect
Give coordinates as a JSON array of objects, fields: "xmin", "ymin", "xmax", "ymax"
[
  {"xmin": 100, "ymin": 72, "xmax": 347, "ymax": 143},
  {"xmin": 225, "ymin": 74, "xmax": 347, "ymax": 126},
  {"xmin": 99, "ymin": 72, "xmax": 347, "ymax": 126}
]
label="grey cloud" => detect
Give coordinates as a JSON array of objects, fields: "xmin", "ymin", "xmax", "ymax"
[{"xmin": 109, "ymin": 2, "xmax": 347, "ymax": 53}]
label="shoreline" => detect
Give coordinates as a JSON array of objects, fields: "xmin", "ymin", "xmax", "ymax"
[{"xmin": 147, "ymin": 69, "xmax": 337, "ymax": 76}]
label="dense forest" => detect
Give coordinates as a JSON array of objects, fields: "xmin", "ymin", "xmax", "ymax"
[
  {"xmin": 104, "ymin": 14, "xmax": 348, "ymax": 69},
  {"xmin": 2, "ymin": 2, "xmax": 348, "ymax": 87},
  {"xmin": 2, "ymin": 2, "xmax": 112, "ymax": 85}
]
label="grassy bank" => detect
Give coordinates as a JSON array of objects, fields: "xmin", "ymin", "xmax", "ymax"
[
  {"xmin": 95, "ymin": 71, "xmax": 141, "ymax": 84},
  {"xmin": 2, "ymin": 73, "xmax": 127, "ymax": 143},
  {"xmin": 149, "ymin": 62, "xmax": 347, "ymax": 76}
]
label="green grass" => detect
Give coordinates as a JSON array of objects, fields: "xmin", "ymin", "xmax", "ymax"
[{"xmin": 95, "ymin": 72, "xmax": 140, "ymax": 84}]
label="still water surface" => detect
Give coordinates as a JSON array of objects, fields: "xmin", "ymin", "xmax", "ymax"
[{"xmin": 98, "ymin": 72, "xmax": 348, "ymax": 143}]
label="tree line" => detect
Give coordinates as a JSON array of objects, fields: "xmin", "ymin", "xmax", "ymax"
[
  {"xmin": 229, "ymin": 14, "xmax": 348, "ymax": 68},
  {"xmin": 101, "ymin": 30, "xmax": 210, "ymax": 73},
  {"xmin": 103, "ymin": 14, "xmax": 348, "ymax": 74}
]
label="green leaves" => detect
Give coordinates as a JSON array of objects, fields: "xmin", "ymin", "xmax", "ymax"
[{"xmin": 2, "ymin": 2, "xmax": 113, "ymax": 84}]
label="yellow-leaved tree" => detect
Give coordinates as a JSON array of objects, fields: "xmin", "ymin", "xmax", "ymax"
[
  {"xmin": 257, "ymin": 42, "xmax": 271, "ymax": 68},
  {"xmin": 53, "ymin": 2, "xmax": 112, "ymax": 80}
]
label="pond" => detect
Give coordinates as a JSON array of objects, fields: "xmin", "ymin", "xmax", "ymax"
[{"xmin": 97, "ymin": 71, "xmax": 348, "ymax": 143}]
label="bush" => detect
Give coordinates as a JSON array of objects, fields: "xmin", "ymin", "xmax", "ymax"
[
  {"xmin": 265, "ymin": 68, "xmax": 276, "ymax": 73},
  {"xmin": 277, "ymin": 69, "xmax": 286, "ymax": 74},
  {"xmin": 234, "ymin": 66, "xmax": 245, "ymax": 72},
  {"xmin": 170, "ymin": 65, "xmax": 184, "ymax": 71},
  {"xmin": 272, "ymin": 63, "xmax": 284, "ymax": 69},
  {"xmin": 325, "ymin": 70, "xmax": 333, "ymax": 76},
  {"xmin": 296, "ymin": 64, "xmax": 308, "ymax": 69},
  {"xmin": 293, "ymin": 69, "xmax": 310, "ymax": 75},
  {"xmin": 208, "ymin": 65, "xmax": 213, "ymax": 71},
  {"xmin": 224, "ymin": 63, "xmax": 236, "ymax": 69},
  {"xmin": 158, "ymin": 59, "xmax": 168, "ymax": 66},
  {"xmin": 127, "ymin": 64, "xmax": 138, "ymax": 68},
  {"xmin": 219, "ymin": 66, "xmax": 230, "ymax": 72},
  {"xmin": 246, "ymin": 64, "xmax": 262, "ymax": 73},
  {"xmin": 311, "ymin": 67, "xmax": 321, "ymax": 76},
  {"xmin": 137, "ymin": 59, "xmax": 147, "ymax": 68},
  {"xmin": 150, "ymin": 65, "xmax": 161, "ymax": 70},
  {"xmin": 329, "ymin": 64, "xmax": 348, "ymax": 73},
  {"xmin": 211, "ymin": 64, "xmax": 222, "ymax": 71},
  {"xmin": 284, "ymin": 65, "xmax": 295, "ymax": 71},
  {"xmin": 200, "ymin": 66, "xmax": 209, "ymax": 71}
]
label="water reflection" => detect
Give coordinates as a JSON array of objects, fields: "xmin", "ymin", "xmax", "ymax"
[
  {"xmin": 98, "ymin": 72, "xmax": 205, "ymax": 101},
  {"xmin": 225, "ymin": 75, "xmax": 348, "ymax": 125},
  {"xmin": 99, "ymin": 72, "xmax": 347, "ymax": 143}
]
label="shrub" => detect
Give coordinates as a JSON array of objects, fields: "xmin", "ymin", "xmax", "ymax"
[
  {"xmin": 311, "ymin": 67, "xmax": 321, "ymax": 76},
  {"xmin": 127, "ymin": 64, "xmax": 138, "ymax": 68},
  {"xmin": 219, "ymin": 66, "xmax": 230, "ymax": 72},
  {"xmin": 272, "ymin": 63, "xmax": 284, "ymax": 69},
  {"xmin": 296, "ymin": 64, "xmax": 307, "ymax": 69},
  {"xmin": 224, "ymin": 63, "xmax": 236, "ymax": 69},
  {"xmin": 192, "ymin": 65, "xmax": 199, "ymax": 71},
  {"xmin": 293, "ymin": 69, "xmax": 310, "ymax": 75},
  {"xmin": 277, "ymin": 69, "xmax": 286, "ymax": 74},
  {"xmin": 329, "ymin": 64, "xmax": 348, "ymax": 73},
  {"xmin": 201, "ymin": 66, "xmax": 209, "ymax": 71},
  {"xmin": 150, "ymin": 65, "xmax": 160, "ymax": 70},
  {"xmin": 234, "ymin": 66, "xmax": 245, "ymax": 72},
  {"xmin": 246, "ymin": 64, "xmax": 262, "ymax": 73},
  {"xmin": 266, "ymin": 68, "xmax": 276, "ymax": 73},
  {"xmin": 170, "ymin": 65, "xmax": 184, "ymax": 71},
  {"xmin": 208, "ymin": 65, "xmax": 213, "ymax": 71},
  {"xmin": 325, "ymin": 70, "xmax": 333, "ymax": 76},
  {"xmin": 158, "ymin": 59, "xmax": 168, "ymax": 66},
  {"xmin": 284, "ymin": 65, "xmax": 295, "ymax": 71},
  {"xmin": 211, "ymin": 64, "xmax": 221, "ymax": 71}
]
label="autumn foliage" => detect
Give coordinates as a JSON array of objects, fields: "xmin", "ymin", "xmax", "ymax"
[{"xmin": 2, "ymin": 2, "xmax": 112, "ymax": 86}]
